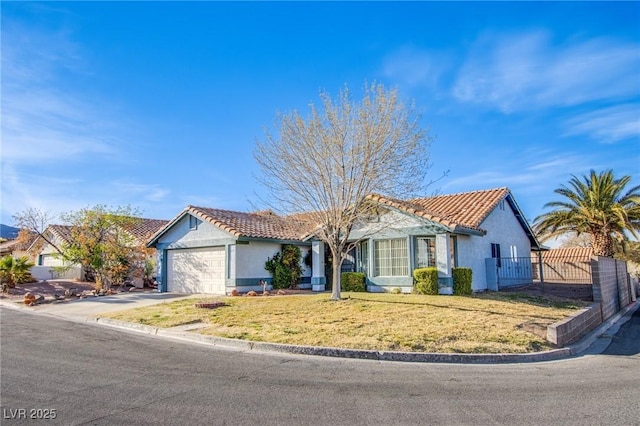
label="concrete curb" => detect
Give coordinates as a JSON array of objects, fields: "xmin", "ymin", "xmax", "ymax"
[
  {"xmin": 3, "ymin": 298, "xmax": 637, "ymax": 364},
  {"xmin": 92, "ymin": 317, "xmax": 572, "ymax": 364}
]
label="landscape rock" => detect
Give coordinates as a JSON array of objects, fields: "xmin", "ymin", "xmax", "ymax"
[
  {"xmin": 247, "ymin": 291, "xmax": 258, "ymax": 297},
  {"xmin": 230, "ymin": 289, "xmax": 239, "ymax": 297}
]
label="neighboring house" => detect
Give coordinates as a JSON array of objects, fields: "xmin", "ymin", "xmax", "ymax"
[
  {"xmin": 151, "ymin": 187, "xmax": 542, "ymax": 295},
  {"xmin": 27, "ymin": 225, "xmax": 81, "ymax": 281},
  {"xmin": 29, "ymin": 219, "xmax": 168, "ymax": 283},
  {"xmin": 147, "ymin": 207, "xmax": 314, "ymax": 294},
  {"xmin": 0, "ymin": 231, "xmax": 38, "ymax": 260}
]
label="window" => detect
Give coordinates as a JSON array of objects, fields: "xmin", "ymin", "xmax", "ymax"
[
  {"xmin": 510, "ymin": 245, "xmax": 518, "ymax": 261},
  {"xmin": 189, "ymin": 215, "xmax": 198, "ymax": 230},
  {"xmin": 450, "ymin": 236, "xmax": 457, "ymax": 268},
  {"xmin": 415, "ymin": 237, "xmax": 435, "ymax": 268},
  {"xmin": 356, "ymin": 240, "xmax": 369, "ymax": 276},
  {"xmin": 491, "ymin": 243, "xmax": 501, "ymax": 267},
  {"xmin": 374, "ymin": 238, "xmax": 408, "ymax": 277}
]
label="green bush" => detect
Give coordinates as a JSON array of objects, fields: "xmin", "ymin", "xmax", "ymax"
[
  {"xmin": 452, "ymin": 267, "xmax": 473, "ymax": 295},
  {"xmin": 413, "ymin": 267, "xmax": 439, "ymax": 295},
  {"xmin": 341, "ymin": 272, "xmax": 366, "ymax": 292},
  {"xmin": 265, "ymin": 245, "xmax": 302, "ymax": 289}
]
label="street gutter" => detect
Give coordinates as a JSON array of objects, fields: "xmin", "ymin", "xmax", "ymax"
[{"xmin": 2, "ymin": 297, "xmax": 636, "ymax": 364}]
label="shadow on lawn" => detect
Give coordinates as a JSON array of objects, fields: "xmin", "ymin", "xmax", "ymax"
[{"xmin": 345, "ymin": 294, "xmax": 578, "ymax": 322}]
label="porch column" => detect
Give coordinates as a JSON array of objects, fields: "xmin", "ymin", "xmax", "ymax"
[
  {"xmin": 311, "ymin": 240, "xmax": 326, "ymax": 292},
  {"xmin": 156, "ymin": 247, "xmax": 166, "ymax": 293},
  {"xmin": 435, "ymin": 234, "xmax": 453, "ymax": 295}
]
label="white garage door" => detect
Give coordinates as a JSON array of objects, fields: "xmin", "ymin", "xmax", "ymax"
[
  {"xmin": 40, "ymin": 254, "xmax": 64, "ymax": 267},
  {"xmin": 167, "ymin": 247, "xmax": 226, "ymax": 294}
]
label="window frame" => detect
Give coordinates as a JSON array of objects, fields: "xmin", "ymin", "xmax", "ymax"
[
  {"xmin": 189, "ymin": 215, "xmax": 198, "ymax": 230},
  {"xmin": 373, "ymin": 238, "xmax": 409, "ymax": 277},
  {"xmin": 414, "ymin": 236, "xmax": 436, "ymax": 269},
  {"xmin": 356, "ymin": 240, "xmax": 369, "ymax": 276}
]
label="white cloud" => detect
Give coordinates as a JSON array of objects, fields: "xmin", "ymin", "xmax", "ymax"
[
  {"xmin": 0, "ymin": 18, "xmax": 161, "ymax": 223},
  {"xmin": 452, "ymin": 31, "xmax": 640, "ymax": 112},
  {"xmin": 563, "ymin": 104, "xmax": 640, "ymax": 144},
  {"xmin": 382, "ymin": 46, "xmax": 451, "ymax": 90},
  {"xmin": 1, "ymin": 23, "xmax": 120, "ymax": 163},
  {"xmin": 113, "ymin": 182, "xmax": 170, "ymax": 203}
]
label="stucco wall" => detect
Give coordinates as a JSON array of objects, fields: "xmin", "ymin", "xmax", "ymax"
[
  {"xmin": 235, "ymin": 241, "xmax": 281, "ymax": 279},
  {"xmin": 234, "ymin": 241, "xmax": 312, "ymax": 288},
  {"xmin": 36, "ymin": 233, "xmax": 78, "ymax": 268},
  {"xmin": 456, "ymin": 201, "xmax": 532, "ymax": 291},
  {"xmin": 157, "ymin": 215, "xmax": 234, "ymax": 248}
]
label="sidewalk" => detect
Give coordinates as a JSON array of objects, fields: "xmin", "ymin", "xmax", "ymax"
[
  {"xmin": 1, "ymin": 293, "xmax": 637, "ymax": 363},
  {"xmin": 0, "ymin": 291, "xmax": 196, "ymax": 320}
]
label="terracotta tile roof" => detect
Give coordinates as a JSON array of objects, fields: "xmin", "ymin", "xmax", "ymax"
[
  {"xmin": 188, "ymin": 206, "xmax": 314, "ymax": 241},
  {"xmin": 126, "ymin": 218, "xmax": 170, "ymax": 242},
  {"xmin": 534, "ymin": 247, "xmax": 594, "ymax": 262},
  {"xmin": 48, "ymin": 225, "xmax": 74, "ymax": 243},
  {"xmin": 39, "ymin": 219, "xmax": 168, "ymax": 248},
  {"xmin": 0, "ymin": 239, "xmax": 22, "ymax": 255},
  {"xmin": 367, "ymin": 187, "xmax": 510, "ymax": 233},
  {"xmin": 0, "ymin": 231, "xmax": 39, "ymax": 255}
]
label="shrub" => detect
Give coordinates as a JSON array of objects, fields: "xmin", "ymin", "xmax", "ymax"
[
  {"xmin": 265, "ymin": 245, "xmax": 303, "ymax": 289},
  {"xmin": 341, "ymin": 272, "xmax": 366, "ymax": 292},
  {"xmin": 413, "ymin": 267, "xmax": 439, "ymax": 295},
  {"xmin": 452, "ymin": 267, "xmax": 473, "ymax": 295},
  {"xmin": 391, "ymin": 287, "xmax": 403, "ymax": 294}
]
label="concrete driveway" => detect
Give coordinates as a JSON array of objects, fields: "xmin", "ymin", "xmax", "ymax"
[{"xmin": 2, "ymin": 292, "xmax": 196, "ymax": 321}]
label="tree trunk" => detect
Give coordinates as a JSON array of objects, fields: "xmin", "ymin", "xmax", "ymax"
[
  {"xmin": 592, "ymin": 232, "xmax": 615, "ymax": 257},
  {"xmin": 331, "ymin": 251, "xmax": 342, "ymax": 300}
]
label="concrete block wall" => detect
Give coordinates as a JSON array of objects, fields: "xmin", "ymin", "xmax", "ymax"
[
  {"xmin": 547, "ymin": 303, "xmax": 602, "ymax": 347},
  {"xmin": 616, "ymin": 261, "xmax": 631, "ymax": 307},
  {"xmin": 546, "ymin": 258, "xmax": 633, "ymax": 347},
  {"xmin": 591, "ymin": 257, "xmax": 624, "ymax": 320}
]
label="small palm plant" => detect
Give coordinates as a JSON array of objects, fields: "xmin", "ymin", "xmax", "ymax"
[
  {"xmin": 0, "ymin": 255, "xmax": 35, "ymax": 289},
  {"xmin": 534, "ymin": 170, "xmax": 640, "ymax": 257}
]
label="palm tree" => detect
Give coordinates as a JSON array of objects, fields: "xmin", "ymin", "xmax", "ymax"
[
  {"xmin": 0, "ymin": 255, "xmax": 35, "ymax": 288},
  {"xmin": 534, "ymin": 170, "xmax": 640, "ymax": 257}
]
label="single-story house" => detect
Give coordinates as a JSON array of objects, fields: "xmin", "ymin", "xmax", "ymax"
[
  {"xmin": 0, "ymin": 231, "xmax": 38, "ymax": 260},
  {"xmin": 150, "ymin": 187, "xmax": 543, "ymax": 294},
  {"xmin": 29, "ymin": 219, "xmax": 168, "ymax": 283}
]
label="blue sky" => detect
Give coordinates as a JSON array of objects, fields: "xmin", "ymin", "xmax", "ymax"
[{"xmin": 2, "ymin": 2, "xmax": 639, "ymax": 234}]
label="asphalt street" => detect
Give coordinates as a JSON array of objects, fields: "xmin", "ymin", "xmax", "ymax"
[{"xmin": 1, "ymin": 307, "xmax": 638, "ymax": 425}]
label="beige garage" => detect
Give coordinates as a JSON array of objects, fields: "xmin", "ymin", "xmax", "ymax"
[{"xmin": 166, "ymin": 247, "xmax": 226, "ymax": 294}]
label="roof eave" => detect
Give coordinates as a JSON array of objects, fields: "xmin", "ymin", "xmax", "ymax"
[{"xmin": 504, "ymin": 192, "xmax": 544, "ymax": 250}]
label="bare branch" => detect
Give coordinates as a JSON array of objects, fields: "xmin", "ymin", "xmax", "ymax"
[{"xmin": 254, "ymin": 82, "xmax": 434, "ymax": 299}]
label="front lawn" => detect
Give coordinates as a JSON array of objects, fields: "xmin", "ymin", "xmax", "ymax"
[{"xmin": 101, "ymin": 292, "xmax": 587, "ymax": 354}]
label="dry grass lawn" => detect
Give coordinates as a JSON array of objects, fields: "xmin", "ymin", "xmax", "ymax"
[{"xmin": 101, "ymin": 292, "xmax": 588, "ymax": 354}]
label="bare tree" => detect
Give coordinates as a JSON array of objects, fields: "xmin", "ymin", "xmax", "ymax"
[
  {"xmin": 255, "ymin": 83, "xmax": 433, "ymax": 300},
  {"xmin": 12, "ymin": 208, "xmax": 63, "ymax": 255}
]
